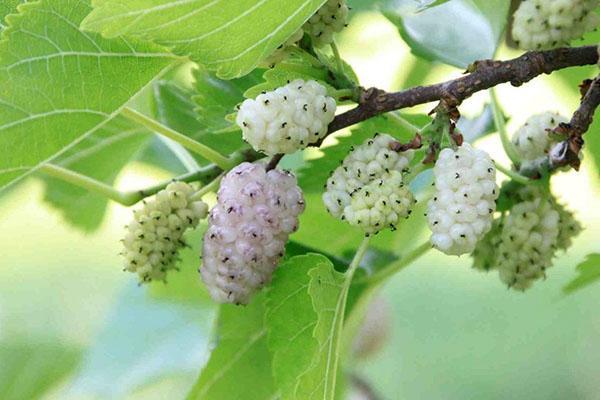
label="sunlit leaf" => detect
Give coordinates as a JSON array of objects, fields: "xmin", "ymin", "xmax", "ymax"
[{"xmin": 563, "ymin": 253, "xmax": 600, "ymax": 295}]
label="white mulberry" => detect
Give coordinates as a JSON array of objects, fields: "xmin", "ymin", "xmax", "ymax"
[
  {"xmin": 427, "ymin": 143, "xmax": 499, "ymax": 256},
  {"xmin": 236, "ymin": 79, "xmax": 336, "ymax": 156},
  {"xmin": 201, "ymin": 163, "xmax": 305, "ymax": 305},
  {"xmin": 304, "ymin": 0, "xmax": 350, "ymax": 47},
  {"xmin": 122, "ymin": 182, "xmax": 208, "ymax": 283},
  {"xmin": 323, "ymin": 134, "xmax": 415, "ymax": 235},
  {"xmin": 556, "ymin": 202, "xmax": 583, "ymax": 250},
  {"xmin": 471, "ymin": 218, "xmax": 503, "ymax": 272},
  {"xmin": 496, "ymin": 198, "xmax": 560, "ymax": 291},
  {"xmin": 512, "ymin": 112, "xmax": 568, "ymax": 171},
  {"xmin": 512, "ymin": 0, "xmax": 600, "ymax": 50}
]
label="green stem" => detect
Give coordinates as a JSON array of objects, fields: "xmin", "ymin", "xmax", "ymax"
[
  {"xmin": 360, "ymin": 241, "xmax": 431, "ymax": 286},
  {"xmin": 332, "ymin": 88, "xmax": 356, "ymax": 101},
  {"xmin": 329, "ymin": 236, "xmax": 371, "ymax": 399},
  {"xmin": 121, "ymin": 107, "xmax": 234, "ymax": 170},
  {"xmin": 39, "ymin": 164, "xmax": 139, "ymax": 206},
  {"xmin": 330, "ymin": 41, "xmax": 345, "ymax": 76},
  {"xmin": 190, "ymin": 174, "xmax": 224, "ymax": 201},
  {"xmin": 388, "ymin": 112, "xmax": 421, "ymax": 133},
  {"xmin": 494, "ymin": 162, "xmax": 531, "ymax": 184},
  {"xmin": 490, "ymin": 88, "xmax": 520, "ymax": 166}
]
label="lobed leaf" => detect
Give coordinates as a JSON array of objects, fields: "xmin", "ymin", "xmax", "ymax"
[
  {"xmin": 0, "ymin": 0, "xmax": 175, "ymax": 193},
  {"xmin": 82, "ymin": 0, "xmax": 328, "ymax": 79},
  {"xmin": 563, "ymin": 253, "xmax": 600, "ymax": 295}
]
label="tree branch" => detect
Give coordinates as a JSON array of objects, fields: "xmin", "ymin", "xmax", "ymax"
[{"xmin": 327, "ymin": 45, "xmax": 599, "ymax": 135}]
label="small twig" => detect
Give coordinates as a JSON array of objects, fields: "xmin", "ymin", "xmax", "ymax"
[{"xmin": 550, "ymin": 74, "xmax": 600, "ymax": 170}]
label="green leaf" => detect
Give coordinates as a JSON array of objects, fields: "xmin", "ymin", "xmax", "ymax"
[
  {"xmin": 298, "ymin": 114, "xmax": 427, "ymax": 192},
  {"xmin": 384, "ymin": 0, "xmax": 510, "ymax": 68},
  {"xmin": 193, "ymin": 67, "xmax": 263, "ymax": 133},
  {"xmin": 266, "ymin": 254, "xmax": 330, "ymax": 399},
  {"xmin": 0, "ymin": 341, "xmax": 81, "ymax": 400},
  {"xmin": 563, "ymin": 253, "xmax": 600, "ymax": 295},
  {"xmin": 188, "ymin": 293, "xmax": 276, "ymax": 400},
  {"xmin": 0, "ymin": 0, "xmax": 175, "ymax": 193},
  {"xmin": 41, "ymin": 115, "xmax": 149, "ymax": 232},
  {"xmin": 82, "ymin": 0, "xmax": 328, "ymax": 79},
  {"xmin": 294, "ymin": 260, "xmax": 346, "ymax": 400},
  {"xmin": 0, "ymin": 0, "xmax": 24, "ymax": 32},
  {"xmin": 70, "ymin": 283, "xmax": 214, "ymax": 399},
  {"xmin": 458, "ymin": 104, "xmax": 499, "ymax": 143}
]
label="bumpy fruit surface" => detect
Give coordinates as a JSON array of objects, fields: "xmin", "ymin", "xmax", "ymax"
[
  {"xmin": 427, "ymin": 143, "xmax": 499, "ymax": 256},
  {"xmin": 201, "ymin": 163, "xmax": 305, "ymax": 305},
  {"xmin": 556, "ymin": 202, "xmax": 582, "ymax": 250},
  {"xmin": 260, "ymin": 29, "xmax": 304, "ymax": 68},
  {"xmin": 236, "ymin": 79, "xmax": 336, "ymax": 156},
  {"xmin": 122, "ymin": 182, "xmax": 208, "ymax": 283},
  {"xmin": 512, "ymin": 112, "xmax": 568, "ymax": 171},
  {"xmin": 496, "ymin": 198, "xmax": 560, "ymax": 291},
  {"xmin": 304, "ymin": 0, "xmax": 350, "ymax": 47},
  {"xmin": 512, "ymin": 0, "xmax": 599, "ymax": 50},
  {"xmin": 471, "ymin": 218, "xmax": 503, "ymax": 272},
  {"xmin": 323, "ymin": 134, "xmax": 414, "ymax": 235}
]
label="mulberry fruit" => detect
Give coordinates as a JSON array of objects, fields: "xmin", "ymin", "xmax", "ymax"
[
  {"xmin": 496, "ymin": 198, "xmax": 560, "ymax": 291},
  {"xmin": 556, "ymin": 202, "xmax": 583, "ymax": 250},
  {"xmin": 512, "ymin": 0, "xmax": 600, "ymax": 50},
  {"xmin": 323, "ymin": 134, "xmax": 415, "ymax": 235},
  {"xmin": 122, "ymin": 182, "xmax": 208, "ymax": 283},
  {"xmin": 236, "ymin": 79, "xmax": 336, "ymax": 156},
  {"xmin": 471, "ymin": 218, "xmax": 503, "ymax": 272},
  {"xmin": 427, "ymin": 143, "xmax": 499, "ymax": 256},
  {"xmin": 304, "ymin": 0, "xmax": 350, "ymax": 47},
  {"xmin": 201, "ymin": 163, "xmax": 305, "ymax": 305},
  {"xmin": 512, "ymin": 112, "xmax": 568, "ymax": 171},
  {"xmin": 260, "ymin": 29, "xmax": 304, "ymax": 68}
]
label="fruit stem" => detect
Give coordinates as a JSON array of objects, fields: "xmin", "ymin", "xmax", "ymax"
[
  {"xmin": 361, "ymin": 241, "xmax": 431, "ymax": 286},
  {"xmin": 494, "ymin": 161, "xmax": 531, "ymax": 185},
  {"xmin": 190, "ymin": 174, "xmax": 224, "ymax": 201},
  {"xmin": 38, "ymin": 164, "xmax": 139, "ymax": 206},
  {"xmin": 490, "ymin": 88, "xmax": 521, "ymax": 166},
  {"xmin": 121, "ymin": 107, "xmax": 235, "ymax": 170}
]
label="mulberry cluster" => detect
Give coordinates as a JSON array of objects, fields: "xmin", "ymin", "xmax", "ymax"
[
  {"xmin": 471, "ymin": 218, "xmax": 503, "ymax": 272},
  {"xmin": 323, "ymin": 134, "xmax": 415, "ymax": 235},
  {"xmin": 427, "ymin": 143, "xmax": 499, "ymax": 256},
  {"xmin": 122, "ymin": 182, "xmax": 208, "ymax": 283},
  {"xmin": 512, "ymin": 112, "xmax": 568, "ymax": 172},
  {"xmin": 556, "ymin": 202, "xmax": 583, "ymax": 250},
  {"xmin": 496, "ymin": 198, "xmax": 560, "ymax": 291},
  {"xmin": 201, "ymin": 163, "xmax": 305, "ymax": 305},
  {"xmin": 512, "ymin": 0, "xmax": 599, "ymax": 50},
  {"xmin": 236, "ymin": 79, "xmax": 336, "ymax": 156},
  {"xmin": 303, "ymin": 0, "xmax": 350, "ymax": 47}
]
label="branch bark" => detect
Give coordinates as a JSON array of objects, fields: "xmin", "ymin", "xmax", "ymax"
[{"xmin": 327, "ymin": 45, "xmax": 599, "ymax": 135}]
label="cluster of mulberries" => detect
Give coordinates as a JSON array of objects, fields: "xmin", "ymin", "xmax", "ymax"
[
  {"xmin": 122, "ymin": 182, "xmax": 208, "ymax": 283},
  {"xmin": 556, "ymin": 202, "xmax": 583, "ymax": 250},
  {"xmin": 471, "ymin": 218, "xmax": 503, "ymax": 272},
  {"xmin": 201, "ymin": 163, "xmax": 305, "ymax": 305},
  {"xmin": 512, "ymin": 0, "xmax": 600, "ymax": 50},
  {"xmin": 303, "ymin": 0, "xmax": 350, "ymax": 47},
  {"xmin": 496, "ymin": 197, "xmax": 560, "ymax": 291},
  {"xmin": 427, "ymin": 143, "xmax": 499, "ymax": 256},
  {"xmin": 512, "ymin": 112, "xmax": 568, "ymax": 172},
  {"xmin": 236, "ymin": 79, "xmax": 336, "ymax": 156},
  {"xmin": 323, "ymin": 134, "xmax": 415, "ymax": 235}
]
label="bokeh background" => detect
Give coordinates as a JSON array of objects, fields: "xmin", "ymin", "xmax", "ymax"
[{"xmin": 1, "ymin": 3, "xmax": 599, "ymax": 400}]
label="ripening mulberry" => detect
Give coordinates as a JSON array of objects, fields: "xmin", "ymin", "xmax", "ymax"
[
  {"xmin": 512, "ymin": 0, "xmax": 600, "ymax": 50},
  {"xmin": 323, "ymin": 134, "xmax": 415, "ymax": 235},
  {"xmin": 304, "ymin": 0, "xmax": 350, "ymax": 47},
  {"xmin": 427, "ymin": 143, "xmax": 499, "ymax": 256},
  {"xmin": 556, "ymin": 202, "xmax": 583, "ymax": 250},
  {"xmin": 496, "ymin": 198, "xmax": 560, "ymax": 291},
  {"xmin": 236, "ymin": 79, "xmax": 336, "ymax": 156},
  {"xmin": 471, "ymin": 218, "xmax": 503, "ymax": 272},
  {"xmin": 122, "ymin": 182, "xmax": 208, "ymax": 283},
  {"xmin": 512, "ymin": 112, "xmax": 568, "ymax": 171},
  {"xmin": 201, "ymin": 163, "xmax": 305, "ymax": 305}
]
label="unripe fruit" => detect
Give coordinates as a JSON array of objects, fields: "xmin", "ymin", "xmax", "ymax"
[
  {"xmin": 323, "ymin": 134, "xmax": 415, "ymax": 235},
  {"xmin": 304, "ymin": 0, "xmax": 350, "ymax": 47},
  {"xmin": 122, "ymin": 182, "xmax": 208, "ymax": 283},
  {"xmin": 512, "ymin": 0, "xmax": 600, "ymax": 50},
  {"xmin": 496, "ymin": 198, "xmax": 560, "ymax": 291},
  {"xmin": 427, "ymin": 143, "xmax": 499, "ymax": 256},
  {"xmin": 556, "ymin": 202, "xmax": 582, "ymax": 250},
  {"xmin": 512, "ymin": 112, "xmax": 568, "ymax": 172},
  {"xmin": 236, "ymin": 79, "xmax": 336, "ymax": 156},
  {"xmin": 471, "ymin": 218, "xmax": 503, "ymax": 272},
  {"xmin": 201, "ymin": 163, "xmax": 305, "ymax": 305}
]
